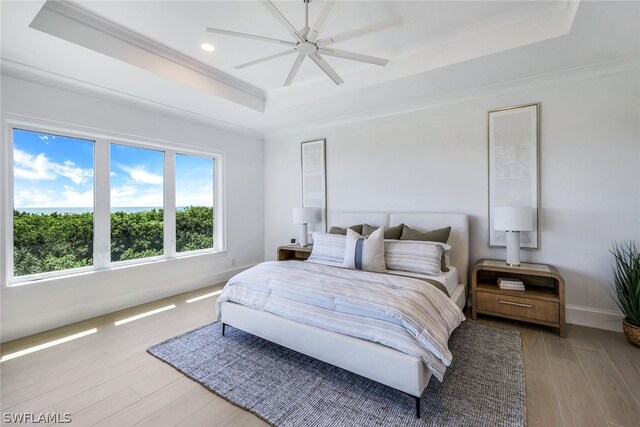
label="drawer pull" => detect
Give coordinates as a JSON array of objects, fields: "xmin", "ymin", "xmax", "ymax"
[{"xmin": 499, "ymin": 300, "xmax": 533, "ymax": 308}]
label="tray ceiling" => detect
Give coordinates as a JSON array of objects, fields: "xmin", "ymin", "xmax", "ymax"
[{"xmin": 1, "ymin": 1, "xmax": 639, "ymax": 135}]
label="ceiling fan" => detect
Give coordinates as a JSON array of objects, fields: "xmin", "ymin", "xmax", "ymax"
[{"xmin": 206, "ymin": 0, "xmax": 403, "ymax": 86}]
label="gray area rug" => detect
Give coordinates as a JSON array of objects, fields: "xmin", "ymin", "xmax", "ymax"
[{"xmin": 148, "ymin": 321, "xmax": 525, "ymax": 426}]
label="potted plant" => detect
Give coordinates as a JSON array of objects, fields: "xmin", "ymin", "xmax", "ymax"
[{"xmin": 610, "ymin": 242, "xmax": 640, "ymax": 347}]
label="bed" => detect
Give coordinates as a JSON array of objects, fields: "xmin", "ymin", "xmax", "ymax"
[{"xmin": 218, "ymin": 212, "xmax": 469, "ymax": 418}]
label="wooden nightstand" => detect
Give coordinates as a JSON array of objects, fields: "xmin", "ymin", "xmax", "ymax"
[
  {"xmin": 277, "ymin": 245, "xmax": 312, "ymax": 261},
  {"xmin": 472, "ymin": 259, "xmax": 566, "ymax": 337}
]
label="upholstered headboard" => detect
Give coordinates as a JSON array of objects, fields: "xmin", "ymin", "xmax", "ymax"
[
  {"xmin": 329, "ymin": 213, "xmax": 390, "ymax": 230},
  {"xmin": 329, "ymin": 212, "xmax": 470, "ymax": 284}
]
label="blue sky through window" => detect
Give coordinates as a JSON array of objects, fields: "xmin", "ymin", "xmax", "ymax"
[
  {"xmin": 176, "ymin": 154, "xmax": 214, "ymax": 208},
  {"xmin": 13, "ymin": 129, "xmax": 94, "ymax": 209},
  {"xmin": 14, "ymin": 129, "xmax": 215, "ymax": 210},
  {"xmin": 110, "ymin": 144, "xmax": 164, "ymax": 208}
]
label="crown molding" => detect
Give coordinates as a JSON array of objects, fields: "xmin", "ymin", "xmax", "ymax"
[
  {"xmin": 263, "ymin": 56, "xmax": 640, "ymax": 140},
  {"xmin": 4, "ymin": 55, "xmax": 637, "ymax": 142},
  {"xmin": 30, "ymin": 0, "xmax": 265, "ymax": 112},
  {"xmin": 0, "ymin": 59, "xmax": 264, "ymax": 140}
]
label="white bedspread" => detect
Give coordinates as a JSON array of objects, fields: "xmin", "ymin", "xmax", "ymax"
[{"xmin": 216, "ymin": 261, "xmax": 465, "ymax": 381}]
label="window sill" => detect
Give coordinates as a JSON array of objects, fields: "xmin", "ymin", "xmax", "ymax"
[{"xmin": 5, "ymin": 249, "xmax": 228, "ymax": 288}]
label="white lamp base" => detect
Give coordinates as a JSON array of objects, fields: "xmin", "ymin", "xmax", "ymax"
[
  {"xmin": 505, "ymin": 230, "xmax": 521, "ymax": 267},
  {"xmin": 298, "ymin": 223, "xmax": 308, "ymax": 247}
]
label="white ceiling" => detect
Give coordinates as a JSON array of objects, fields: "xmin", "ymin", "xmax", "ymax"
[
  {"xmin": 1, "ymin": 1, "xmax": 639, "ymax": 136},
  {"xmin": 76, "ymin": 0, "xmax": 537, "ymax": 91}
]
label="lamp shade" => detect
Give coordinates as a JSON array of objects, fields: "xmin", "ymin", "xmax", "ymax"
[
  {"xmin": 293, "ymin": 207, "xmax": 314, "ymax": 224},
  {"xmin": 494, "ymin": 206, "xmax": 533, "ymax": 231}
]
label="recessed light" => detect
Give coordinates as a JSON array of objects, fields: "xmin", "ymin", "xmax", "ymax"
[{"xmin": 201, "ymin": 43, "xmax": 215, "ymax": 52}]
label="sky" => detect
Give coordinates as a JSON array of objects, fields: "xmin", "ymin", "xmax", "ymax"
[{"xmin": 13, "ymin": 129, "xmax": 214, "ymax": 209}]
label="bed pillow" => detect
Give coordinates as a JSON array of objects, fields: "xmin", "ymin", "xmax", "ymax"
[
  {"xmin": 400, "ymin": 225, "xmax": 451, "ymax": 243},
  {"xmin": 384, "ymin": 240, "xmax": 450, "ymax": 276},
  {"xmin": 343, "ymin": 227, "xmax": 386, "ymax": 272},
  {"xmin": 307, "ymin": 233, "xmax": 346, "ymax": 266},
  {"xmin": 329, "ymin": 224, "xmax": 363, "ymax": 235},
  {"xmin": 362, "ymin": 223, "xmax": 404, "ymax": 239}
]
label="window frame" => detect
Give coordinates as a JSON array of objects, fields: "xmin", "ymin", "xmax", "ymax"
[
  {"xmin": 3, "ymin": 118, "xmax": 226, "ymax": 287},
  {"xmin": 108, "ymin": 142, "xmax": 167, "ymax": 266},
  {"xmin": 174, "ymin": 152, "xmax": 217, "ymax": 256}
]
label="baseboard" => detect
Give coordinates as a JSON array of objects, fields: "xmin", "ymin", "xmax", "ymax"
[{"xmin": 566, "ymin": 304, "xmax": 624, "ymax": 332}]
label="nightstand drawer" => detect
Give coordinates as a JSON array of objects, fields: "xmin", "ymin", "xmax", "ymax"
[{"xmin": 476, "ymin": 291, "xmax": 559, "ymax": 323}]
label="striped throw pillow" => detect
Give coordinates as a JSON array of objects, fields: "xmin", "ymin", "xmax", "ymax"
[
  {"xmin": 307, "ymin": 233, "xmax": 346, "ymax": 266},
  {"xmin": 384, "ymin": 240, "xmax": 450, "ymax": 276},
  {"xmin": 343, "ymin": 227, "xmax": 386, "ymax": 272}
]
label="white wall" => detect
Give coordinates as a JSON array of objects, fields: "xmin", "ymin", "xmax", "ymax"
[
  {"xmin": 264, "ymin": 69, "xmax": 640, "ymax": 331},
  {"xmin": 0, "ymin": 75, "xmax": 265, "ymax": 342}
]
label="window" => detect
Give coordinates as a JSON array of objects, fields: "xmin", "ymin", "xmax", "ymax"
[
  {"xmin": 12, "ymin": 129, "xmax": 94, "ymax": 277},
  {"xmin": 110, "ymin": 144, "xmax": 164, "ymax": 262},
  {"xmin": 6, "ymin": 122, "xmax": 224, "ymax": 284},
  {"xmin": 176, "ymin": 154, "xmax": 215, "ymax": 253}
]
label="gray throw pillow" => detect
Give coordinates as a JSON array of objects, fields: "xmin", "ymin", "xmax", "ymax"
[
  {"xmin": 362, "ymin": 223, "xmax": 404, "ymax": 239},
  {"xmin": 400, "ymin": 225, "xmax": 451, "ymax": 243},
  {"xmin": 329, "ymin": 224, "xmax": 363, "ymax": 235}
]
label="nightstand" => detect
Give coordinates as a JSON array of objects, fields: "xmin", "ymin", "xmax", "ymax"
[
  {"xmin": 277, "ymin": 245, "xmax": 312, "ymax": 261},
  {"xmin": 472, "ymin": 259, "xmax": 566, "ymax": 337}
]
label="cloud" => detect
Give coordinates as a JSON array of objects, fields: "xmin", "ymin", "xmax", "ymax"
[
  {"xmin": 110, "ymin": 185, "xmax": 137, "ymax": 203},
  {"xmin": 55, "ymin": 160, "xmax": 93, "ymax": 185},
  {"xmin": 14, "ymin": 182, "xmax": 210, "ymax": 210},
  {"xmin": 14, "ymin": 186, "xmax": 93, "ymax": 208},
  {"xmin": 176, "ymin": 182, "xmax": 214, "ymax": 207},
  {"xmin": 61, "ymin": 186, "xmax": 94, "ymax": 207},
  {"xmin": 14, "ymin": 149, "xmax": 92, "ymax": 185},
  {"xmin": 14, "ymin": 150, "xmax": 55, "ymax": 181},
  {"xmin": 14, "ymin": 189, "xmax": 56, "ymax": 208},
  {"xmin": 118, "ymin": 164, "xmax": 163, "ymax": 185},
  {"xmin": 111, "ymin": 185, "xmax": 162, "ymax": 208},
  {"xmin": 14, "ymin": 184, "xmax": 161, "ymax": 209}
]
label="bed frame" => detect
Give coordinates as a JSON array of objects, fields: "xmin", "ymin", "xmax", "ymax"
[{"xmin": 220, "ymin": 212, "xmax": 469, "ymax": 418}]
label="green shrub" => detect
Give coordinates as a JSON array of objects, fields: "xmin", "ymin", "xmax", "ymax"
[{"xmin": 13, "ymin": 206, "xmax": 214, "ymax": 276}]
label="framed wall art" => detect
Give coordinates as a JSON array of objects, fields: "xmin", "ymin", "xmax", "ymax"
[
  {"xmin": 301, "ymin": 139, "xmax": 327, "ymax": 234},
  {"xmin": 488, "ymin": 103, "xmax": 539, "ymax": 249}
]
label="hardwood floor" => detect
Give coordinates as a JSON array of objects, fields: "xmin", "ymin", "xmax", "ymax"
[{"xmin": 1, "ymin": 285, "xmax": 639, "ymax": 426}]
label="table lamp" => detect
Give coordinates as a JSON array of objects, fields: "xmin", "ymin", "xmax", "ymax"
[
  {"xmin": 494, "ymin": 206, "xmax": 533, "ymax": 267},
  {"xmin": 293, "ymin": 207, "xmax": 314, "ymax": 247}
]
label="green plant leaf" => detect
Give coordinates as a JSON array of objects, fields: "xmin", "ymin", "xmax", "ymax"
[{"xmin": 609, "ymin": 241, "xmax": 640, "ymax": 326}]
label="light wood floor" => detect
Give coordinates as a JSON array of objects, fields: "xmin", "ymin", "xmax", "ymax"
[{"xmin": 1, "ymin": 284, "xmax": 639, "ymax": 427}]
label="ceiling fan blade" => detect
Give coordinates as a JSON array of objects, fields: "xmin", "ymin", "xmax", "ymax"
[
  {"xmin": 309, "ymin": 53, "xmax": 344, "ymax": 85},
  {"xmin": 307, "ymin": 0, "xmax": 339, "ymax": 42},
  {"xmin": 317, "ymin": 48, "xmax": 388, "ymax": 66},
  {"xmin": 235, "ymin": 49, "xmax": 297, "ymax": 70},
  {"xmin": 206, "ymin": 27, "xmax": 296, "ymax": 46},
  {"xmin": 316, "ymin": 16, "xmax": 403, "ymax": 47},
  {"xmin": 260, "ymin": 1, "xmax": 305, "ymax": 43},
  {"xmin": 284, "ymin": 53, "xmax": 307, "ymax": 86}
]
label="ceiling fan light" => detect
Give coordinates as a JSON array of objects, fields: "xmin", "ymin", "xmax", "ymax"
[{"xmin": 201, "ymin": 43, "xmax": 215, "ymax": 52}]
